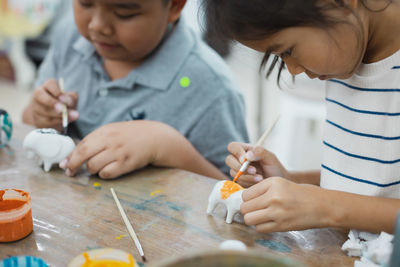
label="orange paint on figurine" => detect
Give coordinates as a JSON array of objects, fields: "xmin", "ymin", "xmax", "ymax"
[
  {"xmin": 220, "ymin": 181, "xmax": 244, "ymax": 200},
  {"xmin": 0, "ymin": 189, "xmax": 33, "ymax": 242}
]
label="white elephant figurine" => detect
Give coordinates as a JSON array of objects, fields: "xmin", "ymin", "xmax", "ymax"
[
  {"xmin": 23, "ymin": 128, "xmax": 75, "ymax": 172},
  {"xmin": 207, "ymin": 180, "xmax": 244, "ymax": 224}
]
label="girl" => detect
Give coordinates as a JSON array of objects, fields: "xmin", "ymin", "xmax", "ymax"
[{"xmin": 203, "ymin": 0, "xmax": 400, "ymax": 233}]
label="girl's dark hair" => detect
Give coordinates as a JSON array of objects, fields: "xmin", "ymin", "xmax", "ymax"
[{"xmin": 201, "ymin": 0, "xmax": 366, "ymax": 83}]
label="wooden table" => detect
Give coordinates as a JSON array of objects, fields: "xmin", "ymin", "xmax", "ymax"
[{"xmin": 0, "ymin": 124, "xmax": 356, "ymax": 266}]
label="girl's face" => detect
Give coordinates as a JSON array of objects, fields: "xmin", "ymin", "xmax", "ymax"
[
  {"xmin": 241, "ymin": 23, "xmax": 365, "ymax": 80},
  {"xmin": 73, "ymin": 0, "xmax": 180, "ymax": 64}
]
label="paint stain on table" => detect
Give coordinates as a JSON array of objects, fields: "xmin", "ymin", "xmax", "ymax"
[
  {"xmin": 150, "ymin": 190, "xmax": 162, "ymax": 196},
  {"xmin": 115, "ymin": 234, "xmax": 127, "ymax": 240},
  {"xmin": 93, "ymin": 182, "xmax": 102, "ymax": 190},
  {"xmin": 256, "ymin": 239, "xmax": 292, "ymax": 253}
]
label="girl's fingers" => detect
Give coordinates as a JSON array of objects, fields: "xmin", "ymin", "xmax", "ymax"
[
  {"xmin": 243, "ymin": 208, "xmax": 273, "ymax": 226},
  {"xmin": 241, "ymin": 192, "xmax": 270, "ymax": 214},
  {"xmin": 227, "ymin": 142, "xmax": 253, "ymax": 163},
  {"xmin": 254, "ymin": 221, "xmax": 279, "ymax": 233},
  {"xmin": 229, "ymin": 169, "xmax": 263, "ymax": 185},
  {"xmin": 225, "ymin": 154, "xmax": 241, "ymax": 170},
  {"xmin": 242, "ymin": 179, "xmax": 271, "ymax": 202},
  {"xmin": 250, "ymin": 146, "xmax": 278, "ymax": 164}
]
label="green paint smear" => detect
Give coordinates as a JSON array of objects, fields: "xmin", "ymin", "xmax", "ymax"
[{"xmin": 256, "ymin": 239, "xmax": 291, "ymax": 253}]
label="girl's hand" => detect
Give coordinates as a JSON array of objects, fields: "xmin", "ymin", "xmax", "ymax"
[
  {"xmin": 60, "ymin": 121, "xmax": 168, "ymax": 179},
  {"xmin": 225, "ymin": 142, "xmax": 291, "ymax": 187},
  {"xmin": 241, "ymin": 177, "xmax": 330, "ymax": 233},
  {"xmin": 24, "ymin": 79, "xmax": 79, "ymax": 131}
]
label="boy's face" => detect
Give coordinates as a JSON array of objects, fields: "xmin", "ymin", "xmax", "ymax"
[{"xmin": 73, "ymin": 0, "xmax": 184, "ymax": 63}]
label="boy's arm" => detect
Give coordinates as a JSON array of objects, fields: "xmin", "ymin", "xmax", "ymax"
[
  {"xmin": 186, "ymin": 91, "xmax": 250, "ymax": 177},
  {"xmin": 152, "ymin": 123, "xmax": 227, "ymax": 179}
]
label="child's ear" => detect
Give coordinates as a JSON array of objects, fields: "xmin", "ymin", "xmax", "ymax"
[{"xmin": 167, "ymin": 0, "xmax": 187, "ymax": 23}]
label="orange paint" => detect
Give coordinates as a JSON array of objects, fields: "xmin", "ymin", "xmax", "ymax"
[
  {"xmin": 220, "ymin": 181, "xmax": 244, "ymax": 200},
  {"xmin": 82, "ymin": 252, "xmax": 135, "ymax": 267},
  {"xmin": 232, "ymin": 170, "xmax": 243, "ymax": 183},
  {"xmin": 0, "ymin": 200, "xmax": 26, "ymax": 211},
  {"xmin": 0, "ymin": 189, "xmax": 33, "ymax": 242}
]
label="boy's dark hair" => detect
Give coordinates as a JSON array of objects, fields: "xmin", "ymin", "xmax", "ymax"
[{"xmin": 201, "ymin": 0, "xmax": 371, "ymax": 83}]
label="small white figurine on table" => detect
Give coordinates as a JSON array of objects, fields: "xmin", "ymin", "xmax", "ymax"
[
  {"xmin": 207, "ymin": 180, "xmax": 244, "ymax": 224},
  {"xmin": 23, "ymin": 128, "xmax": 75, "ymax": 172}
]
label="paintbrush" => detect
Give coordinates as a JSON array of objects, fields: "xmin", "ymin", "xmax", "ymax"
[
  {"xmin": 110, "ymin": 188, "xmax": 146, "ymax": 262},
  {"xmin": 233, "ymin": 115, "xmax": 280, "ymax": 183},
  {"xmin": 58, "ymin": 78, "xmax": 68, "ymax": 135}
]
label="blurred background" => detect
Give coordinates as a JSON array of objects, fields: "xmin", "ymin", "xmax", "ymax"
[{"xmin": 0, "ymin": 0, "xmax": 326, "ymax": 172}]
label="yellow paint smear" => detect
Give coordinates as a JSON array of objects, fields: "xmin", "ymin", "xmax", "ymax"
[
  {"xmin": 82, "ymin": 252, "xmax": 135, "ymax": 267},
  {"xmin": 220, "ymin": 181, "xmax": 243, "ymax": 200},
  {"xmin": 115, "ymin": 234, "xmax": 127, "ymax": 240},
  {"xmin": 150, "ymin": 190, "xmax": 161, "ymax": 196}
]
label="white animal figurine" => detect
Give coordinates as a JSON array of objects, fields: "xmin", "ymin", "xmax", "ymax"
[
  {"xmin": 207, "ymin": 180, "xmax": 244, "ymax": 224},
  {"xmin": 23, "ymin": 128, "xmax": 75, "ymax": 172}
]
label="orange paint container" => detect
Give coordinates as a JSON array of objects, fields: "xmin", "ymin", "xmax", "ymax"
[{"xmin": 0, "ymin": 189, "xmax": 33, "ymax": 242}]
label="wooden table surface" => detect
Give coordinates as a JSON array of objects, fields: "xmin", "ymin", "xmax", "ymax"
[{"xmin": 0, "ymin": 124, "xmax": 356, "ymax": 267}]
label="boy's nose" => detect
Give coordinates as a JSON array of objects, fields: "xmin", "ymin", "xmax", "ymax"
[{"xmin": 88, "ymin": 12, "xmax": 113, "ymax": 36}]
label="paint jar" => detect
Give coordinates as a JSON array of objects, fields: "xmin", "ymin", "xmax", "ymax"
[
  {"xmin": 0, "ymin": 189, "xmax": 33, "ymax": 242},
  {"xmin": 68, "ymin": 248, "xmax": 136, "ymax": 267},
  {"xmin": 0, "ymin": 109, "xmax": 12, "ymax": 148},
  {"xmin": 0, "ymin": 256, "xmax": 48, "ymax": 267}
]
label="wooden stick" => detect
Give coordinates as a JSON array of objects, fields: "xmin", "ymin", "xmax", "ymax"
[
  {"xmin": 233, "ymin": 115, "xmax": 280, "ymax": 183},
  {"xmin": 110, "ymin": 188, "xmax": 146, "ymax": 262},
  {"xmin": 58, "ymin": 78, "xmax": 68, "ymax": 135}
]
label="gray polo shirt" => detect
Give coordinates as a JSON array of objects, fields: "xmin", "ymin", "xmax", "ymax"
[{"xmin": 35, "ymin": 18, "xmax": 249, "ymax": 175}]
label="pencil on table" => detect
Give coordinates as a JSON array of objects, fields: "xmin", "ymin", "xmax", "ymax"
[
  {"xmin": 233, "ymin": 115, "xmax": 280, "ymax": 183},
  {"xmin": 110, "ymin": 188, "xmax": 146, "ymax": 262}
]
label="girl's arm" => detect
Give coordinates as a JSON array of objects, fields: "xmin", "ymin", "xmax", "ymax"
[
  {"xmin": 241, "ymin": 177, "xmax": 400, "ymax": 234},
  {"xmin": 326, "ymin": 189, "xmax": 400, "ymax": 233},
  {"xmin": 290, "ymin": 170, "xmax": 321, "ymax": 185}
]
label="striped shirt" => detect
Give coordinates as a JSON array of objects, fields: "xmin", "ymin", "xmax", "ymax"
[{"xmin": 320, "ymin": 50, "xmax": 400, "ymax": 198}]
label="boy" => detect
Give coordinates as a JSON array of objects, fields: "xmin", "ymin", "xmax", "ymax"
[{"xmin": 22, "ymin": 0, "xmax": 249, "ymax": 179}]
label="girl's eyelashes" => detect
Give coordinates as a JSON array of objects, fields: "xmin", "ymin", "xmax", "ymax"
[{"xmin": 280, "ymin": 48, "xmax": 293, "ymax": 58}]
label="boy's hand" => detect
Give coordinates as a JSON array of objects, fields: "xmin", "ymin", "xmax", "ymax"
[
  {"xmin": 60, "ymin": 121, "xmax": 163, "ymax": 179},
  {"xmin": 241, "ymin": 177, "xmax": 329, "ymax": 233},
  {"xmin": 225, "ymin": 142, "xmax": 291, "ymax": 188},
  {"xmin": 26, "ymin": 79, "xmax": 79, "ymax": 131}
]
